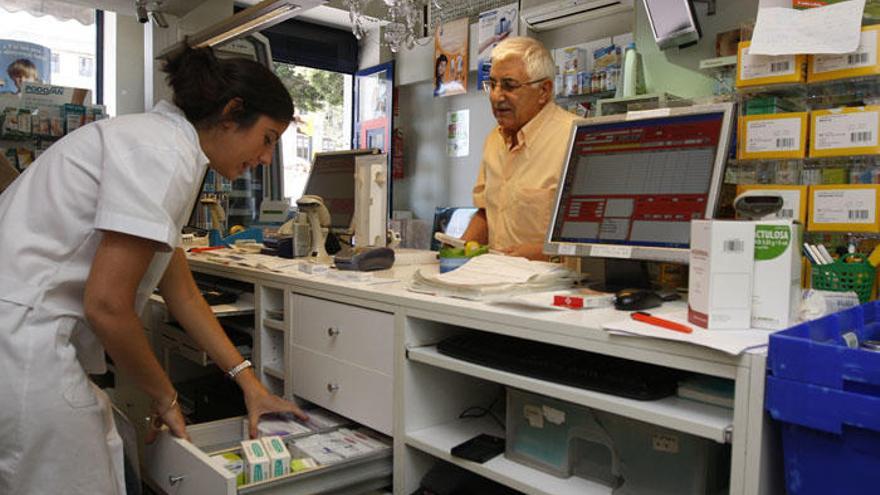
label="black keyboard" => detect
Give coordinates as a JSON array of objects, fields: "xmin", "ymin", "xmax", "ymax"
[{"xmin": 437, "ymin": 332, "xmax": 683, "ymax": 400}]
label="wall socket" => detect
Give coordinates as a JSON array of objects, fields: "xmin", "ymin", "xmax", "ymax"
[{"xmin": 652, "ymin": 433, "xmax": 680, "ymax": 454}]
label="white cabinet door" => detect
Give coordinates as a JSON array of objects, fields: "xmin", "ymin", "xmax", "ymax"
[
  {"xmin": 292, "ymin": 345, "xmax": 393, "ymax": 435},
  {"xmin": 293, "ymin": 294, "xmax": 393, "ymax": 375}
]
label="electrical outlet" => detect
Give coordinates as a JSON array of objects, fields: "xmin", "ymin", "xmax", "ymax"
[{"xmin": 652, "ymin": 433, "xmax": 680, "ymax": 453}]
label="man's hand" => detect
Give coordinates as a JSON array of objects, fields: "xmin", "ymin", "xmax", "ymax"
[
  {"xmin": 244, "ymin": 381, "xmax": 309, "ymax": 438},
  {"xmin": 499, "ymin": 242, "xmax": 549, "ymax": 261}
]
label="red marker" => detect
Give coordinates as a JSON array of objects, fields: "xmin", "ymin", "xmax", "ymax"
[{"xmin": 631, "ymin": 311, "xmax": 693, "ymax": 334}]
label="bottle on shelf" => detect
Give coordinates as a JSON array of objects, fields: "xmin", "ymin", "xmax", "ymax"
[{"xmin": 618, "ymin": 43, "xmax": 645, "ymax": 98}]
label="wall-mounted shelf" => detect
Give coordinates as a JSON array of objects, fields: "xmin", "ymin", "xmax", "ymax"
[{"xmin": 699, "ymin": 56, "xmax": 737, "ymax": 71}]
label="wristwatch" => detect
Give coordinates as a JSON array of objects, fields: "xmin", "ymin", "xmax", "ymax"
[{"xmin": 227, "ymin": 359, "xmax": 253, "ymax": 379}]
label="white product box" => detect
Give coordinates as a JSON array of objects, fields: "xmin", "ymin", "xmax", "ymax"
[
  {"xmin": 560, "ymin": 46, "xmax": 588, "ymax": 74},
  {"xmin": 240, "ymin": 439, "xmax": 271, "ymax": 483},
  {"xmin": 751, "ymin": 220, "xmax": 801, "ymax": 330},
  {"xmin": 261, "ymin": 435, "xmax": 292, "ymax": 478},
  {"xmin": 688, "ymin": 220, "xmax": 756, "ymax": 329}
]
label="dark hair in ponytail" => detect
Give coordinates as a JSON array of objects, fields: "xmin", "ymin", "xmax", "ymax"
[{"xmin": 162, "ymin": 46, "xmax": 293, "ymax": 129}]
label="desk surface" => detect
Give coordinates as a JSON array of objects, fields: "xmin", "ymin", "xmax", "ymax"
[{"xmin": 186, "ymin": 253, "xmax": 760, "ymax": 378}]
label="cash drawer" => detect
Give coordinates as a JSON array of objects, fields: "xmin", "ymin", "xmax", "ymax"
[
  {"xmin": 144, "ymin": 417, "xmax": 392, "ymax": 495},
  {"xmin": 292, "ymin": 346, "xmax": 393, "ymax": 436},
  {"xmin": 292, "ymin": 294, "xmax": 393, "ymax": 376}
]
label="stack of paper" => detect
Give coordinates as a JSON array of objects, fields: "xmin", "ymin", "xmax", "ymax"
[{"xmin": 408, "ymin": 254, "xmax": 581, "ymax": 300}]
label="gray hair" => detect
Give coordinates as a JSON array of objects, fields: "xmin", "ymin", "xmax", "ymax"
[{"xmin": 491, "ymin": 36, "xmax": 556, "ymax": 81}]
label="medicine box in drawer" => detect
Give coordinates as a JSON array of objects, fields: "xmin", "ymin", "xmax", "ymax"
[{"xmin": 145, "ymin": 416, "xmax": 391, "ymax": 495}]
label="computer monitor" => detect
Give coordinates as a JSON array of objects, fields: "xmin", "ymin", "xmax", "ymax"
[
  {"xmin": 643, "ymin": 0, "xmax": 701, "ymax": 50},
  {"xmin": 545, "ymin": 103, "xmax": 735, "ymax": 280},
  {"xmin": 301, "ymin": 149, "xmax": 378, "ymax": 234}
]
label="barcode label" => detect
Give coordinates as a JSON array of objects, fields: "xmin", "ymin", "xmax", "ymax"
[
  {"xmin": 848, "ymin": 52, "xmax": 869, "ymax": 65},
  {"xmin": 849, "ymin": 209, "xmax": 870, "ymax": 220},
  {"xmin": 724, "ymin": 240, "xmax": 744, "ymax": 253},
  {"xmin": 776, "ymin": 137, "xmax": 795, "ymax": 148},
  {"xmin": 770, "ymin": 61, "xmax": 790, "ymax": 72},
  {"xmin": 778, "ymin": 209, "xmax": 794, "ymax": 219},
  {"xmin": 851, "ymin": 131, "xmax": 873, "ymax": 143}
]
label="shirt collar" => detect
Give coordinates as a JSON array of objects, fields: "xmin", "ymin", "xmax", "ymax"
[
  {"xmin": 151, "ymin": 100, "xmax": 210, "ymax": 167},
  {"xmin": 497, "ymin": 101, "xmax": 556, "ymax": 151}
]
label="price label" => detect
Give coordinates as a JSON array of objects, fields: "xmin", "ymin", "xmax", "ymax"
[{"xmin": 590, "ymin": 245, "xmax": 633, "ymax": 259}]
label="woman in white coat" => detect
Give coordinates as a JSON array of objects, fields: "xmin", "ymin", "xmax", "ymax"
[{"xmin": 0, "ymin": 46, "xmax": 307, "ymax": 494}]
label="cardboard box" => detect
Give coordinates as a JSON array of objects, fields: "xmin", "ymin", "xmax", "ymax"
[
  {"xmin": 560, "ymin": 46, "xmax": 588, "ymax": 74},
  {"xmin": 240, "ymin": 439, "xmax": 271, "ymax": 483},
  {"xmin": 810, "ymin": 106, "xmax": 880, "ymax": 157},
  {"xmin": 737, "ymin": 41, "xmax": 806, "ymax": 88},
  {"xmin": 261, "ymin": 435, "xmax": 292, "ymax": 478},
  {"xmin": 808, "ymin": 26, "xmax": 880, "ymax": 82},
  {"xmin": 752, "ymin": 220, "xmax": 802, "ymax": 330},
  {"xmin": 736, "ymin": 184, "xmax": 809, "ymax": 223},
  {"xmin": 688, "ymin": 220, "xmax": 756, "ymax": 329},
  {"xmin": 738, "ymin": 112, "xmax": 808, "ymax": 159},
  {"xmin": 808, "ymin": 184, "xmax": 880, "ymax": 232},
  {"xmin": 210, "ymin": 453, "xmax": 245, "ymax": 486}
]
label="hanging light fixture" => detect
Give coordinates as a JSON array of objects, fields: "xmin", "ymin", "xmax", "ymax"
[{"xmin": 345, "ymin": 0, "xmax": 442, "ymax": 53}]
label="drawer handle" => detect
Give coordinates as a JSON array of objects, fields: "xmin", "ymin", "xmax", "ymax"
[
  {"xmin": 327, "ymin": 327, "xmax": 340, "ymax": 337},
  {"xmin": 169, "ymin": 475, "xmax": 185, "ymax": 486},
  {"xmin": 326, "ymin": 382, "xmax": 339, "ymax": 393}
]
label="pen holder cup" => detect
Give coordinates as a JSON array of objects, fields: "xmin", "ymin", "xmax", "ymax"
[{"xmin": 810, "ymin": 254, "xmax": 876, "ymax": 303}]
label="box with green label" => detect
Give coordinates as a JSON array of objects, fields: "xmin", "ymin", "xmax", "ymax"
[{"xmin": 752, "ymin": 220, "xmax": 802, "ymax": 330}]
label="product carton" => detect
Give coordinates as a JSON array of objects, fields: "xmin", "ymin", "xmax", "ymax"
[
  {"xmin": 751, "ymin": 220, "xmax": 801, "ymax": 330},
  {"xmin": 240, "ymin": 439, "xmax": 271, "ymax": 483},
  {"xmin": 261, "ymin": 435, "xmax": 292, "ymax": 478},
  {"xmin": 210, "ymin": 453, "xmax": 245, "ymax": 486},
  {"xmin": 688, "ymin": 220, "xmax": 755, "ymax": 329}
]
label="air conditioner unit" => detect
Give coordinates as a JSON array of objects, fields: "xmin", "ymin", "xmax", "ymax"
[{"xmin": 521, "ymin": 0, "xmax": 634, "ymax": 32}]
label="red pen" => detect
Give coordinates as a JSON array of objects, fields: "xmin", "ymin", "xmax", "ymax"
[{"xmin": 631, "ymin": 311, "xmax": 693, "ymax": 334}]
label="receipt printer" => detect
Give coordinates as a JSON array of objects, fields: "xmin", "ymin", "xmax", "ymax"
[{"xmin": 334, "ymin": 247, "xmax": 395, "ymax": 271}]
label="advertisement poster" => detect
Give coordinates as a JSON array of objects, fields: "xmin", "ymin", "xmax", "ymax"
[
  {"xmin": 0, "ymin": 40, "xmax": 50, "ymax": 94},
  {"xmin": 434, "ymin": 18, "xmax": 469, "ymax": 97},
  {"xmin": 447, "ymin": 110, "xmax": 469, "ymax": 157},
  {"xmin": 477, "ymin": 4, "xmax": 518, "ymax": 91}
]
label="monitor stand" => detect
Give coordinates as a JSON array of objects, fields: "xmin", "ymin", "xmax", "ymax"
[{"xmin": 594, "ymin": 259, "xmax": 652, "ymax": 293}]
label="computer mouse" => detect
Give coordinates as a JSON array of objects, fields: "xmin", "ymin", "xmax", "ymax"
[
  {"xmin": 352, "ymin": 247, "xmax": 395, "ymax": 271},
  {"xmin": 614, "ymin": 288, "xmax": 663, "ymax": 311}
]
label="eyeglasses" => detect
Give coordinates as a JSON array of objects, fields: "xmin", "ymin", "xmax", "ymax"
[{"xmin": 481, "ymin": 77, "xmax": 548, "ymax": 93}]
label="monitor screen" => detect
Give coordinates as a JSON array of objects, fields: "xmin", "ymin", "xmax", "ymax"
[
  {"xmin": 301, "ymin": 150, "xmax": 377, "ymax": 233},
  {"xmin": 546, "ymin": 103, "xmax": 734, "ymax": 264}
]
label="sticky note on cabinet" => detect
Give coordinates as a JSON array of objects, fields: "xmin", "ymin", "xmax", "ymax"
[
  {"xmin": 738, "ymin": 112, "xmax": 808, "ymax": 159},
  {"xmin": 737, "ymin": 41, "xmax": 806, "ymax": 88},
  {"xmin": 810, "ymin": 106, "xmax": 880, "ymax": 157},
  {"xmin": 808, "ymin": 184, "xmax": 880, "ymax": 232},
  {"xmin": 808, "ymin": 25, "xmax": 880, "ymax": 82},
  {"xmin": 736, "ymin": 184, "xmax": 808, "ymax": 223}
]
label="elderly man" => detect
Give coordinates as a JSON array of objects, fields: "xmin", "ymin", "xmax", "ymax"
[{"xmin": 462, "ymin": 36, "xmax": 577, "ymax": 260}]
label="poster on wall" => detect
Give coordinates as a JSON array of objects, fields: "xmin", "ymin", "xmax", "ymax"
[
  {"xmin": 0, "ymin": 40, "xmax": 50, "ymax": 95},
  {"xmin": 477, "ymin": 4, "xmax": 518, "ymax": 91},
  {"xmin": 434, "ymin": 18, "xmax": 469, "ymax": 97},
  {"xmin": 447, "ymin": 109, "xmax": 469, "ymax": 157}
]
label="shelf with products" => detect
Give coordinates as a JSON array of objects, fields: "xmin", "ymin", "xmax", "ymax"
[{"xmin": 597, "ymin": 92, "xmax": 688, "ymax": 116}]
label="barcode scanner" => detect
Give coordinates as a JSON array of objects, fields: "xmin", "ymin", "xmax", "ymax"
[{"xmin": 733, "ymin": 190, "xmax": 785, "ymax": 220}]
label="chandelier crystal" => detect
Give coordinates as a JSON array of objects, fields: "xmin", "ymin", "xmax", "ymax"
[{"xmin": 346, "ymin": 0, "xmax": 443, "ymax": 53}]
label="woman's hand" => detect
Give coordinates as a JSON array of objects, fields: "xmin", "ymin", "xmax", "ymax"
[
  {"xmin": 244, "ymin": 380, "xmax": 309, "ymax": 438},
  {"xmin": 145, "ymin": 399, "xmax": 190, "ymax": 444}
]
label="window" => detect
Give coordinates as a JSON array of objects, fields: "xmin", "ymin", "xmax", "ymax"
[
  {"xmin": 0, "ymin": 7, "xmax": 99, "ymax": 103},
  {"xmin": 275, "ymin": 62, "xmax": 353, "ymax": 203}
]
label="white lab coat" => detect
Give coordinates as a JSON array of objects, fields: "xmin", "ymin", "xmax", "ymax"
[{"xmin": 0, "ymin": 101, "xmax": 208, "ymax": 494}]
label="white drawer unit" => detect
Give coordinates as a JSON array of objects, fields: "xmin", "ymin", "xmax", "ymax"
[
  {"xmin": 292, "ymin": 346, "xmax": 393, "ymax": 436},
  {"xmin": 292, "ymin": 294, "xmax": 393, "ymax": 376},
  {"xmin": 159, "ymin": 323, "xmax": 212, "ymax": 367},
  {"xmin": 145, "ymin": 417, "xmax": 392, "ymax": 495}
]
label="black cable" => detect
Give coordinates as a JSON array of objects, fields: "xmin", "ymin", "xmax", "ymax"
[{"xmin": 457, "ymin": 391, "xmax": 505, "ymax": 432}]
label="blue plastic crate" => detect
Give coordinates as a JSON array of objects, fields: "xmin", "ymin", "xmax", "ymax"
[
  {"xmin": 768, "ymin": 300, "xmax": 880, "ymax": 390},
  {"xmin": 766, "ymin": 376, "xmax": 880, "ymax": 494}
]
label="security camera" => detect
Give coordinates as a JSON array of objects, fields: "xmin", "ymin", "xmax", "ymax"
[{"xmin": 136, "ymin": 2, "xmax": 149, "ymax": 24}]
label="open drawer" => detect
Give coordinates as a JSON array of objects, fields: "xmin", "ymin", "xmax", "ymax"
[{"xmin": 145, "ymin": 416, "xmax": 392, "ymax": 495}]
